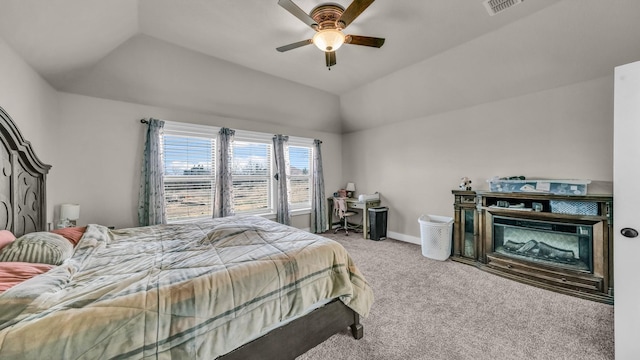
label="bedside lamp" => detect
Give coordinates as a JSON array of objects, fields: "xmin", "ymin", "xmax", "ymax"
[
  {"xmin": 58, "ymin": 203, "xmax": 80, "ymax": 228},
  {"xmin": 346, "ymin": 183, "xmax": 356, "ymax": 198}
]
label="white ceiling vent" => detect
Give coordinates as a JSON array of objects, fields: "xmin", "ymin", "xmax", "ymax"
[{"xmin": 483, "ymin": 0, "xmax": 525, "ymax": 16}]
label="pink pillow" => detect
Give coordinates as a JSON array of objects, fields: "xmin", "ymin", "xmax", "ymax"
[
  {"xmin": 0, "ymin": 261, "xmax": 54, "ymax": 292},
  {"xmin": 51, "ymin": 226, "xmax": 87, "ymax": 246},
  {"xmin": 0, "ymin": 230, "xmax": 16, "ymax": 251}
]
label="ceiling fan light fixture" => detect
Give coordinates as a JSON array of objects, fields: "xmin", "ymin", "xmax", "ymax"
[{"xmin": 313, "ymin": 29, "xmax": 345, "ymax": 52}]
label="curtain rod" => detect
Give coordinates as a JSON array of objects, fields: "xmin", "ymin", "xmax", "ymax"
[{"xmin": 140, "ymin": 119, "xmax": 149, "ymax": 124}]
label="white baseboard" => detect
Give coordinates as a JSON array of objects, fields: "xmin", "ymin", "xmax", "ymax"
[
  {"xmin": 388, "ymin": 231, "xmax": 421, "ymax": 245},
  {"xmin": 310, "ymin": 226, "xmax": 421, "ymax": 245}
]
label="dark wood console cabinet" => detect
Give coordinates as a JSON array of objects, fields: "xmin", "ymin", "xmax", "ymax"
[
  {"xmin": 452, "ymin": 191, "xmax": 480, "ymax": 265},
  {"xmin": 452, "ymin": 190, "xmax": 613, "ymax": 304}
]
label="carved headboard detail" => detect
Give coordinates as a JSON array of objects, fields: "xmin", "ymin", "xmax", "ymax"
[{"xmin": 0, "ymin": 106, "xmax": 51, "ymax": 237}]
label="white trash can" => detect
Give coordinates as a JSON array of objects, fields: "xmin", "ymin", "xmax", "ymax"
[{"xmin": 418, "ymin": 215, "xmax": 454, "ymax": 260}]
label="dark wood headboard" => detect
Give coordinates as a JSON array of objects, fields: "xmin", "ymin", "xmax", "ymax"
[{"xmin": 0, "ymin": 106, "xmax": 51, "ymax": 237}]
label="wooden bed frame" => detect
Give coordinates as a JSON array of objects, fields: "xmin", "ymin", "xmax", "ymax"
[
  {"xmin": 0, "ymin": 106, "xmax": 363, "ymax": 359},
  {"xmin": 0, "ymin": 107, "xmax": 50, "ymax": 237},
  {"xmin": 220, "ymin": 299, "xmax": 363, "ymax": 360}
]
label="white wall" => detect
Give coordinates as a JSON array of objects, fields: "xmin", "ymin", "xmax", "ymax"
[
  {"xmin": 0, "ymin": 31, "xmax": 616, "ymax": 238},
  {"xmin": 338, "ymin": 0, "xmax": 640, "ymax": 134},
  {"xmin": 51, "ymin": 93, "xmax": 342, "ymax": 229},
  {"xmin": 62, "ymin": 34, "xmax": 343, "ymax": 134},
  {"xmin": 0, "ymin": 36, "xmax": 60, "ymax": 224},
  {"xmin": 46, "ymin": 35, "xmax": 345, "ymax": 229},
  {"xmin": 1, "ymin": 32, "xmax": 344, "ymax": 231},
  {"xmin": 342, "ymin": 76, "xmax": 613, "ymax": 239},
  {"xmin": 0, "ymin": 37, "xmax": 58, "ymax": 162}
]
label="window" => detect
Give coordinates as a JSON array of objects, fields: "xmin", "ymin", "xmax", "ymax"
[
  {"xmin": 232, "ymin": 138, "xmax": 272, "ymax": 214},
  {"xmin": 288, "ymin": 139, "xmax": 313, "ymax": 210},
  {"xmin": 162, "ymin": 122, "xmax": 218, "ymax": 222},
  {"xmin": 161, "ymin": 122, "xmax": 314, "ymax": 222}
]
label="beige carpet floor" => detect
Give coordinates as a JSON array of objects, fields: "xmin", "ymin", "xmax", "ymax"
[{"xmin": 298, "ymin": 232, "xmax": 614, "ymax": 360}]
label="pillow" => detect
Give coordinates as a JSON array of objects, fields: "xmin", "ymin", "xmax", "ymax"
[
  {"xmin": 51, "ymin": 226, "xmax": 87, "ymax": 246},
  {"xmin": 0, "ymin": 232, "xmax": 73, "ymax": 265},
  {"xmin": 0, "ymin": 230, "xmax": 15, "ymax": 250},
  {"xmin": 0, "ymin": 261, "xmax": 54, "ymax": 292}
]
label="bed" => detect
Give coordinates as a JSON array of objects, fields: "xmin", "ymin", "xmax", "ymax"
[{"xmin": 0, "ymin": 106, "xmax": 374, "ymax": 359}]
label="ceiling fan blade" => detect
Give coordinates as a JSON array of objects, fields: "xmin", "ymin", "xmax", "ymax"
[
  {"xmin": 278, "ymin": 0, "xmax": 318, "ymax": 30},
  {"xmin": 345, "ymin": 35, "xmax": 385, "ymax": 48},
  {"xmin": 325, "ymin": 51, "xmax": 336, "ymax": 68},
  {"xmin": 276, "ymin": 39, "xmax": 313, "ymax": 52},
  {"xmin": 337, "ymin": 0, "xmax": 375, "ymax": 29}
]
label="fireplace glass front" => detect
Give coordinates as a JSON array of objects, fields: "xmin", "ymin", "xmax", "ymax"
[{"xmin": 492, "ymin": 216, "xmax": 593, "ymax": 273}]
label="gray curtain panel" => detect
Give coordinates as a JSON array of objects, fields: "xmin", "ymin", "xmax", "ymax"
[
  {"xmin": 272, "ymin": 134, "xmax": 291, "ymax": 225},
  {"xmin": 213, "ymin": 127, "xmax": 235, "ymax": 218},
  {"xmin": 311, "ymin": 139, "xmax": 327, "ymax": 233},
  {"xmin": 138, "ymin": 118, "xmax": 166, "ymax": 226}
]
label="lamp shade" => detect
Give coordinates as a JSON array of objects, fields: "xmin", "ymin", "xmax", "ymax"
[
  {"xmin": 313, "ymin": 29, "xmax": 345, "ymax": 51},
  {"xmin": 60, "ymin": 204, "xmax": 80, "ymax": 220},
  {"xmin": 346, "ymin": 183, "xmax": 356, "ymax": 192}
]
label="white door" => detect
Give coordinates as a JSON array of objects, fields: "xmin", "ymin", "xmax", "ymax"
[{"xmin": 614, "ymin": 60, "xmax": 640, "ymax": 359}]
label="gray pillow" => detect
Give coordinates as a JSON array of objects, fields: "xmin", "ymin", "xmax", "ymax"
[{"xmin": 0, "ymin": 232, "xmax": 73, "ymax": 265}]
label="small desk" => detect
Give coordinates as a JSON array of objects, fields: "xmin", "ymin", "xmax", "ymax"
[{"xmin": 327, "ymin": 197, "xmax": 381, "ymax": 239}]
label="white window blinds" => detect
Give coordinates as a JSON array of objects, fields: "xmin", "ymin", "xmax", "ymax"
[
  {"xmin": 160, "ymin": 121, "xmax": 314, "ymax": 222},
  {"xmin": 289, "ymin": 145, "xmax": 312, "ymax": 209},
  {"xmin": 162, "ymin": 123, "xmax": 218, "ymax": 222},
  {"xmin": 232, "ymin": 131, "xmax": 273, "ymax": 214}
]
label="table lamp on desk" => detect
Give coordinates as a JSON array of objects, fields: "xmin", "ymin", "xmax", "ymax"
[{"xmin": 346, "ymin": 182, "xmax": 355, "ymax": 198}]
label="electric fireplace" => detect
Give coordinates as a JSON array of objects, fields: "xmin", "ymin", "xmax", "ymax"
[
  {"xmin": 492, "ymin": 216, "xmax": 594, "ymax": 273},
  {"xmin": 452, "ymin": 190, "xmax": 614, "ymax": 304},
  {"xmin": 483, "ymin": 205, "xmax": 610, "ymax": 302}
]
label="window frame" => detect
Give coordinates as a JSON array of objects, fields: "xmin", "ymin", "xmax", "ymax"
[
  {"xmin": 162, "ymin": 121, "xmax": 219, "ymax": 223},
  {"xmin": 160, "ymin": 122, "xmax": 314, "ymax": 223},
  {"xmin": 287, "ymin": 136, "xmax": 314, "ymax": 212},
  {"xmin": 231, "ymin": 130, "xmax": 275, "ymax": 216}
]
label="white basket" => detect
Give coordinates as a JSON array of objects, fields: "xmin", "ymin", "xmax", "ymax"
[{"xmin": 418, "ymin": 215, "xmax": 454, "ymax": 261}]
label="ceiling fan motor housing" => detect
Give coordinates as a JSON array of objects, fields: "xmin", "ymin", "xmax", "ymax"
[
  {"xmin": 276, "ymin": 0, "xmax": 384, "ymax": 68},
  {"xmin": 310, "ymin": 4, "xmax": 345, "ymax": 30}
]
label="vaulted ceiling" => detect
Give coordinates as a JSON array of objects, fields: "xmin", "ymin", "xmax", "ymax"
[
  {"xmin": 1, "ymin": 0, "xmax": 639, "ymax": 132},
  {"xmin": 0, "ymin": 0, "xmax": 561, "ymax": 95}
]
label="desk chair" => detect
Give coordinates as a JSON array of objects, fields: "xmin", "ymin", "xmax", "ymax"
[{"xmin": 333, "ymin": 198, "xmax": 358, "ymax": 236}]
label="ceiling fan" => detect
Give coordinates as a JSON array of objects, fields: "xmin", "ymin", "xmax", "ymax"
[{"xmin": 276, "ymin": 0, "xmax": 385, "ymax": 69}]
